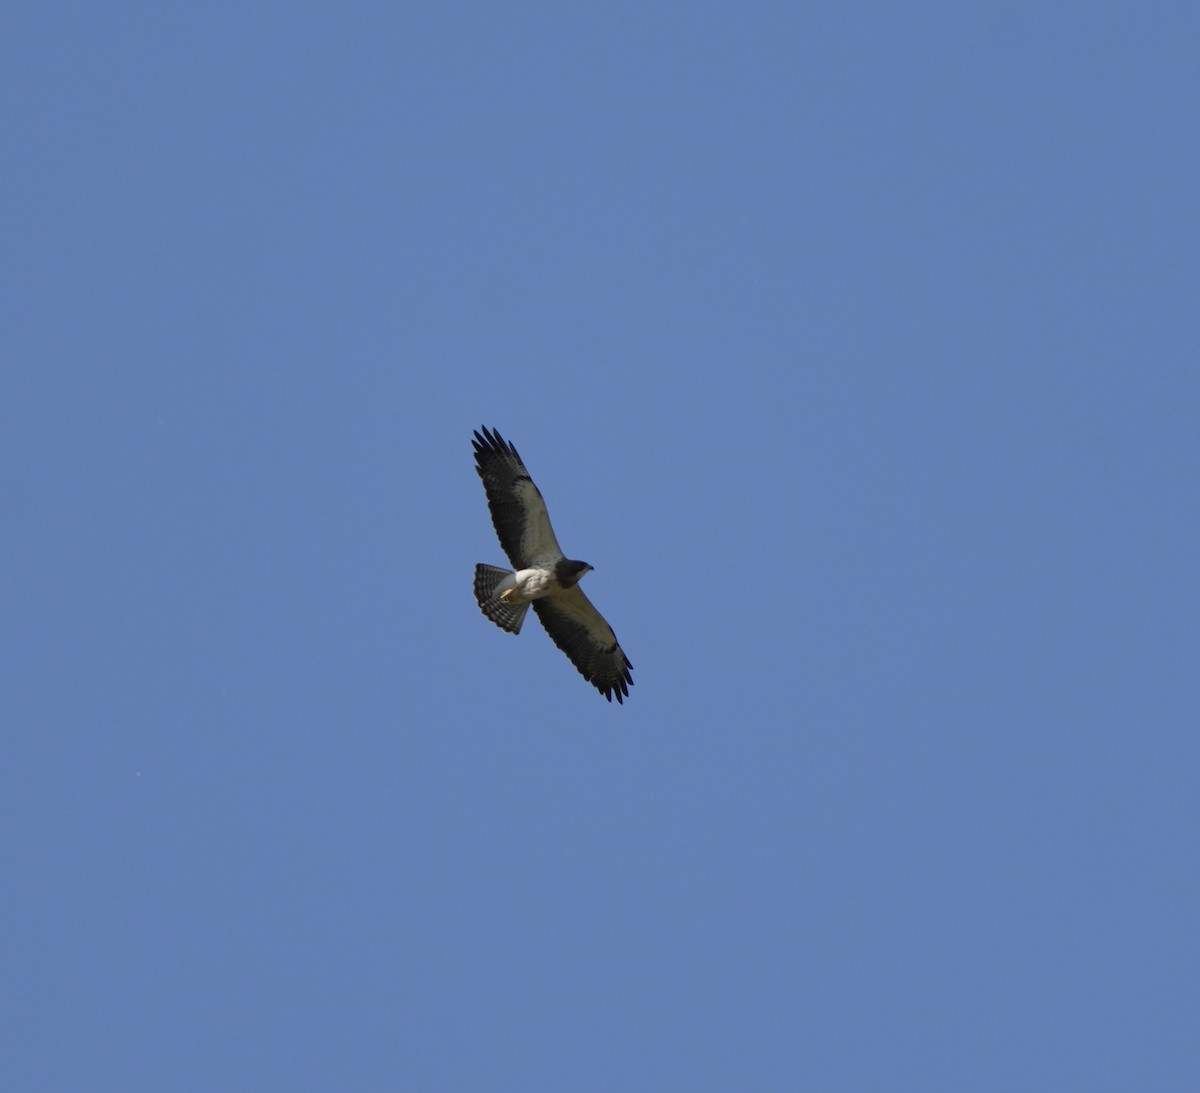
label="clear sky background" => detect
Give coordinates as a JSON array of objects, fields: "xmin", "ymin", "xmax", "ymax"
[{"xmin": 4, "ymin": 3, "xmax": 1198, "ymax": 1090}]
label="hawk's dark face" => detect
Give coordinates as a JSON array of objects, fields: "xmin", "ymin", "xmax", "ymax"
[{"xmin": 555, "ymin": 559, "xmax": 593, "ymax": 588}]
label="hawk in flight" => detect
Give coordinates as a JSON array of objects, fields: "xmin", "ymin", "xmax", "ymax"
[{"xmin": 472, "ymin": 426, "xmax": 634, "ymax": 703}]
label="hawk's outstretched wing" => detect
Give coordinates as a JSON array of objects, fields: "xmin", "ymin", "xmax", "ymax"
[
  {"xmin": 533, "ymin": 587, "xmax": 634, "ymax": 704},
  {"xmin": 473, "ymin": 427, "xmax": 564, "ymax": 568}
]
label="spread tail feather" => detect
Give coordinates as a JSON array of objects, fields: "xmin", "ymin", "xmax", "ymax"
[{"xmin": 474, "ymin": 564, "xmax": 529, "ymax": 634}]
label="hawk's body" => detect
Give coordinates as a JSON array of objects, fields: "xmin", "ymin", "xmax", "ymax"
[{"xmin": 472, "ymin": 427, "xmax": 634, "ymax": 704}]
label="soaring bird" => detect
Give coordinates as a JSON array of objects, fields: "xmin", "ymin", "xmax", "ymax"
[{"xmin": 472, "ymin": 426, "xmax": 633, "ymax": 703}]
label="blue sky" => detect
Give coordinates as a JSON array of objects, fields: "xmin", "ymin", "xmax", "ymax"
[{"xmin": 4, "ymin": 2, "xmax": 1198, "ymax": 1089}]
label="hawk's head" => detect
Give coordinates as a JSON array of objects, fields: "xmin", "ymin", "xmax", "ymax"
[{"xmin": 555, "ymin": 559, "xmax": 593, "ymax": 588}]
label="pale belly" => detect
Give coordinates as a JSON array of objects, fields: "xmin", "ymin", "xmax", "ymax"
[{"xmin": 498, "ymin": 567, "xmax": 556, "ymax": 604}]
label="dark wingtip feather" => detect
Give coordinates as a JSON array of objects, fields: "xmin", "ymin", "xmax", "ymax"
[{"xmin": 473, "ymin": 426, "xmax": 521, "ymax": 465}]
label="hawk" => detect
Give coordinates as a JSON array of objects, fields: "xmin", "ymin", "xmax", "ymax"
[{"xmin": 472, "ymin": 426, "xmax": 634, "ymax": 703}]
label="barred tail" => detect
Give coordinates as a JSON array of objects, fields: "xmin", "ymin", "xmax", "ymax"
[{"xmin": 474, "ymin": 564, "xmax": 530, "ymax": 634}]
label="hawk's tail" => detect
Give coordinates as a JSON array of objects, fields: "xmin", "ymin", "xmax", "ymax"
[{"xmin": 474, "ymin": 564, "xmax": 530, "ymax": 634}]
